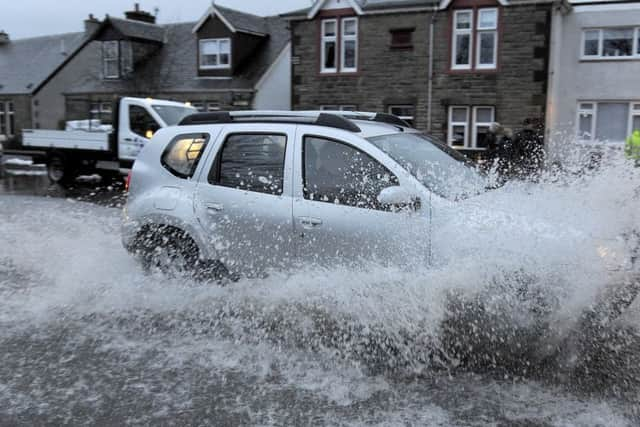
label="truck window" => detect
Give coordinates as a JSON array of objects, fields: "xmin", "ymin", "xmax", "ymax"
[
  {"xmin": 161, "ymin": 133, "xmax": 210, "ymax": 179},
  {"xmin": 129, "ymin": 105, "xmax": 160, "ymax": 138}
]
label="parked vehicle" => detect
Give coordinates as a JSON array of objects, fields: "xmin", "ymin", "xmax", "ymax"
[{"xmin": 12, "ymin": 97, "xmax": 196, "ymax": 184}]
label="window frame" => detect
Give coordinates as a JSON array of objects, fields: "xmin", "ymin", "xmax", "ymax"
[
  {"xmin": 319, "ymin": 16, "xmax": 359, "ymax": 74},
  {"xmin": 209, "ymin": 132, "xmax": 288, "ymax": 196},
  {"xmin": 452, "ymin": 10, "xmax": 474, "ymax": 70},
  {"xmin": 102, "ymin": 40, "xmax": 120, "ymax": 79},
  {"xmin": 448, "ymin": 106, "xmax": 470, "ymax": 148},
  {"xmin": 301, "ymin": 134, "xmax": 399, "ymax": 211},
  {"xmin": 161, "ymin": 133, "xmax": 210, "ymax": 179},
  {"xmin": 576, "ymin": 101, "xmax": 640, "ymax": 143},
  {"xmin": 475, "ymin": 8, "xmax": 498, "ymax": 69},
  {"xmin": 128, "ymin": 104, "xmax": 161, "ymax": 139},
  {"xmin": 0, "ymin": 101, "xmax": 15, "ymax": 137},
  {"xmin": 581, "ymin": 27, "xmax": 640, "ymax": 60},
  {"xmin": 321, "ymin": 19, "xmax": 339, "ymax": 73},
  {"xmin": 199, "ymin": 38, "xmax": 232, "ymax": 70},
  {"xmin": 471, "ymin": 106, "xmax": 495, "ymax": 149},
  {"xmin": 340, "ymin": 17, "xmax": 358, "ymax": 72}
]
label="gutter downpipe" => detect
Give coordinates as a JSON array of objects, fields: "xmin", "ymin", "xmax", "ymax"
[{"xmin": 427, "ymin": 5, "xmax": 439, "ymax": 132}]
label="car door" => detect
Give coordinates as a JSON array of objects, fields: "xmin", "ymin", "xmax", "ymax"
[
  {"xmin": 118, "ymin": 99, "xmax": 162, "ymax": 161},
  {"xmin": 193, "ymin": 124, "xmax": 296, "ymax": 276},
  {"xmin": 292, "ymin": 127, "xmax": 431, "ymax": 269}
]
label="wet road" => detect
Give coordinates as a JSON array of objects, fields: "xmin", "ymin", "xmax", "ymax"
[{"xmin": 1, "ymin": 158, "xmax": 640, "ymax": 426}]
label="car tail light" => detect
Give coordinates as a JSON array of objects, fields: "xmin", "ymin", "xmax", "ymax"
[{"xmin": 125, "ymin": 170, "xmax": 132, "ymax": 192}]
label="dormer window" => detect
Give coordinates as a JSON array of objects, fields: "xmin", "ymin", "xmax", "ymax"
[
  {"xmin": 199, "ymin": 38, "xmax": 231, "ymax": 69},
  {"xmin": 102, "ymin": 40, "xmax": 133, "ymax": 79}
]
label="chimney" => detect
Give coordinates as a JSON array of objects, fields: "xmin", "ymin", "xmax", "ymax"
[
  {"xmin": 84, "ymin": 14, "xmax": 101, "ymax": 35},
  {"xmin": 0, "ymin": 30, "xmax": 9, "ymax": 45},
  {"xmin": 125, "ymin": 3, "xmax": 156, "ymax": 24}
]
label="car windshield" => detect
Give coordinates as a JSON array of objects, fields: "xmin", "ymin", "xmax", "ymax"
[
  {"xmin": 367, "ymin": 132, "xmax": 488, "ymax": 200},
  {"xmin": 152, "ymin": 105, "xmax": 197, "ymax": 126}
]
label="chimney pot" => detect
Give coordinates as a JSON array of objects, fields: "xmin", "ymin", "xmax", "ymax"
[{"xmin": 124, "ymin": 4, "xmax": 156, "ymax": 24}]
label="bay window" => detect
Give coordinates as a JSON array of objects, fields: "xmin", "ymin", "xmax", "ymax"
[
  {"xmin": 320, "ymin": 17, "xmax": 358, "ymax": 73},
  {"xmin": 199, "ymin": 38, "xmax": 231, "ymax": 69},
  {"xmin": 577, "ymin": 101, "xmax": 640, "ymax": 143},
  {"xmin": 451, "ymin": 8, "xmax": 498, "ymax": 71},
  {"xmin": 448, "ymin": 105, "xmax": 495, "ymax": 149},
  {"xmin": 582, "ymin": 27, "xmax": 640, "ymax": 59}
]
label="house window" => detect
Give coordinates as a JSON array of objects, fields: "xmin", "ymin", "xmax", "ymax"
[
  {"xmin": 321, "ymin": 19, "xmax": 338, "ymax": 72},
  {"xmin": 476, "ymin": 9, "xmax": 498, "ymax": 69},
  {"xmin": 452, "ymin": 10, "xmax": 473, "ymax": 69},
  {"xmin": 388, "ymin": 105, "xmax": 415, "ymax": 127},
  {"xmin": 207, "ymin": 102, "xmax": 221, "ymax": 112},
  {"xmin": 190, "ymin": 102, "xmax": 205, "ymax": 112},
  {"xmin": 448, "ymin": 105, "xmax": 495, "ymax": 149},
  {"xmin": 320, "ymin": 17, "xmax": 358, "ymax": 73},
  {"xmin": 102, "ymin": 41, "xmax": 133, "ymax": 79},
  {"xmin": 199, "ymin": 38, "xmax": 231, "ymax": 69},
  {"xmin": 452, "ymin": 8, "xmax": 498, "ymax": 70},
  {"xmin": 576, "ymin": 101, "xmax": 640, "ymax": 143},
  {"xmin": 341, "ymin": 17, "xmax": 358, "ymax": 72},
  {"xmin": 0, "ymin": 101, "xmax": 14, "ymax": 136},
  {"xmin": 582, "ymin": 28, "xmax": 640, "ymax": 59},
  {"xmin": 390, "ymin": 28, "xmax": 414, "ymax": 49},
  {"xmin": 102, "ymin": 41, "xmax": 120, "ymax": 79}
]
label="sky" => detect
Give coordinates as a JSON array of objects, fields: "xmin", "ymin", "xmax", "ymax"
[{"xmin": 1, "ymin": 0, "xmax": 313, "ymax": 39}]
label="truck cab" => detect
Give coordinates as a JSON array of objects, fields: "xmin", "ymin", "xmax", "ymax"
[{"xmin": 20, "ymin": 97, "xmax": 196, "ymax": 184}]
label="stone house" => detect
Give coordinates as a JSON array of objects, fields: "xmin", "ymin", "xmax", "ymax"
[
  {"xmin": 545, "ymin": 0, "xmax": 640, "ymax": 158},
  {"xmin": 0, "ymin": 4, "xmax": 291, "ymax": 141},
  {"xmin": 284, "ymin": 0, "xmax": 553, "ymax": 158}
]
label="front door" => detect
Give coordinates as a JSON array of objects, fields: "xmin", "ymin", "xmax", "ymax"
[
  {"xmin": 292, "ymin": 131, "xmax": 430, "ymax": 269},
  {"xmin": 194, "ymin": 124, "xmax": 296, "ymax": 276}
]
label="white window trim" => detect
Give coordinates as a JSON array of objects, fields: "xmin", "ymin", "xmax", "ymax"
[
  {"xmin": 0, "ymin": 101, "xmax": 15, "ymax": 137},
  {"xmin": 448, "ymin": 106, "xmax": 470, "ymax": 147},
  {"xmin": 575, "ymin": 101, "xmax": 640, "ymax": 144},
  {"xmin": 475, "ymin": 8, "xmax": 498, "ymax": 69},
  {"xmin": 472, "ymin": 106, "xmax": 495, "ymax": 149},
  {"xmin": 576, "ymin": 102, "xmax": 596, "ymax": 142},
  {"xmin": 580, "ymin": 27, "xmax": 640, "ymax": 60},
  {"xmin": 102, "ymin": 41, "xmax": 120, "ymax": 79},
  {"xmin": 321, "ymin": 19, "xmax": 338, "ymax": 73},
  {"xmin": 340, "ymin": 17, "xmax": 358, "ymax": 72},
  {"xmin": 452, "ymin": 10, "xmax": 473, "ymax": 70},
  {"xmin": 199, "ymin": 38, "xmax": 232, "ymax": 70}
]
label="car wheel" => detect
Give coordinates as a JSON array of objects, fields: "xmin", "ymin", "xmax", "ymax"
[{"xmin": 47, "ymin": 154, "xmax": 76, "ymax": 185}]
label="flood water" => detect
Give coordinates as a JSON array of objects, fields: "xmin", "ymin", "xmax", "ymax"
[{"xmin": 1, "ymin": 154, "xmax": 639, "ymax": 426}]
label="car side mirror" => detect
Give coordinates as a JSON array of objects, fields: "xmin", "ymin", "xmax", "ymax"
[{"xmin": 377, "ymin": 186, "xmax": 421, "ymax": 211}]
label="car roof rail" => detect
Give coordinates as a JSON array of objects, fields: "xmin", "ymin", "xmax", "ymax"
[{"xmin": 178, "ymin": 111, "xmax": 361, "ymax": 133}]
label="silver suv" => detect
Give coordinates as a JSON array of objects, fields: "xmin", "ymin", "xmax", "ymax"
[{"xmin": 122, "ymin": 110, "xmax": 488, "ymax": 277}]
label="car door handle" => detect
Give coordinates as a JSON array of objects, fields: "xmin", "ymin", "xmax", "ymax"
[
  {"xmin": 124, "ymin": 138, "xmax": 133, "ymax": 142},
  {"xmin": 206, "ymin": 203, "xmax": 224, "ymax": 213},
  {"xmin": 299, "ymin": 216, "xmax": 322, "ymax": 228}
]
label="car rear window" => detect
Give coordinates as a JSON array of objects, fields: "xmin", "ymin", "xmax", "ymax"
[{"xmin": 161, "ymin": 133, "xmax": 209, "ymax": 179}]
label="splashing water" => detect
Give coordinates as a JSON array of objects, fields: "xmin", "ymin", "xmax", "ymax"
[{"xmin": 0, "ymin": 151, "xmax": 639, "ymax": 425}]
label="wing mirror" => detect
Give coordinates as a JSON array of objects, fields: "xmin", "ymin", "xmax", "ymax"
[{"xmin": 377, "ymin": 186, "xmax": 421, "ymax": 211}]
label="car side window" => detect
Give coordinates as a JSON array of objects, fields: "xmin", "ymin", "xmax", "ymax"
[
  {"xmin": 303, "ymin": 135, "xmax": 399, "ymax": 210},
  {"xmin": 161, "ymin": 133, "xmax": 209, "ymax": 179},
  {"xmin": 209, "ymin": 133, "xmax": 287, "ymax": 195},
  {"xmin": 129, "ymin": 105, "xmax": 160, "ymax": 138}
]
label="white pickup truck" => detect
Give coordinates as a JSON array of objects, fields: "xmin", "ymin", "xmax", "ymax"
[{"xmin": 18, "ymin": 97, "xmax": 196, "ymax": 184}]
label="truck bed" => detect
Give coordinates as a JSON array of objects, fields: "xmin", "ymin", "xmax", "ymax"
[{"xmin": 23, "ymin": 129, "xmax": 111, "ymax": 151}]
